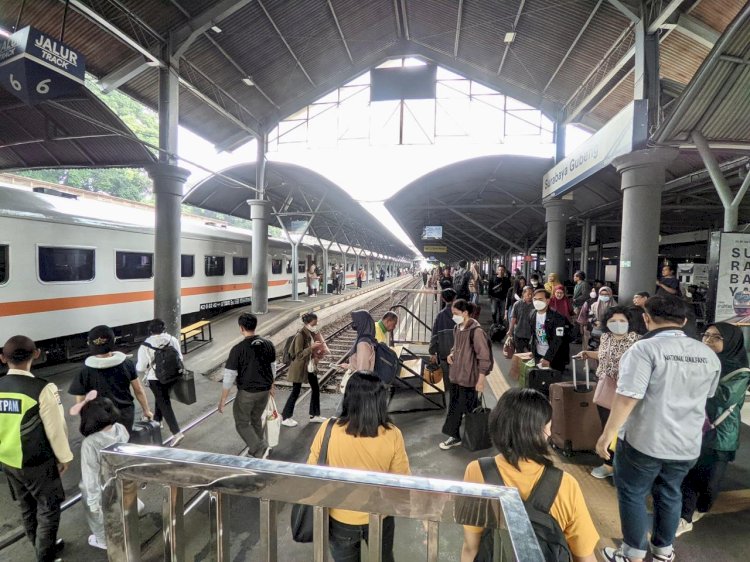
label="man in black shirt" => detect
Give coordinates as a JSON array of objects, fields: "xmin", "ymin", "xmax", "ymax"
[
  {"xmin": 656, "ymin": 264, "xmax": 680, "ymax": 297},
  {"xmin": 218, "ymin": 313, "xmax": 276, "ymax": 459},
  {"xmin": 488, "ymin": 265, "xmax": 511, "ymax": 325}
]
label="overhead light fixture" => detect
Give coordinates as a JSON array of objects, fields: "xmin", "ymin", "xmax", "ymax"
[
  {"xmin": 242, "ymin": 77, "xmax": 255, "ymax": 86},
  {"xmin": 0, "ymin": 27, "xmax": 11, "ymax": 38},
  {"xmin": 504, "ymin": 32, "xmax": 516, "ymax": 44},
  {"xmin": 210, "ymin": 25, "xmax": 222, "ymax": 33}
]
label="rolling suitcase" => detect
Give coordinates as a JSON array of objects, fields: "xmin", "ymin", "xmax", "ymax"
[
  {"xmin": 527, "ymin": 367, "xmax": 563, "ymax": 398},
  {"xmin": 129, "ymin": 420, "xmax": 163, "ymax": 445},
  {"xmin": 549, "ymin": 359, "xmax": 601, "ymax": 456}
]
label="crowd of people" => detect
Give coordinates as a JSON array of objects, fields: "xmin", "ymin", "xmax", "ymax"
[{"xmin": 1, "ymin": 258, "xmax": 747, "ymax": 562}]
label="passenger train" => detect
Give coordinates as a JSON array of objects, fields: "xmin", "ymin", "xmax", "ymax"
[{"xmin": 0, "ymin": 184, "xmax": 368, "ymax": 361}]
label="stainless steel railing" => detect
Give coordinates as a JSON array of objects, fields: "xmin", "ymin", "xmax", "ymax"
[
  {"xmin": 101, "ymin": 443, "xmax": 544, "ymax": 562},
  {"xmin": 390, "ymin": 289, "xmax": 441, "ymax": 345}
]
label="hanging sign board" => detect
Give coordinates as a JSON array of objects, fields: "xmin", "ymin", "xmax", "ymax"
[
  {"xmin": 0, "ymin": 26, "xmax": 86, "ymax": 105},
  {"xmin": 423, "ymin": 245, "xmax": 447, "ymax": 253},
  {"xmin": 709, "ymin": 232, "xmax": 750, "ymax": 325},
  {"xmin": 542, "ymin": 100, "xmax": 648, "ymax": 200}
]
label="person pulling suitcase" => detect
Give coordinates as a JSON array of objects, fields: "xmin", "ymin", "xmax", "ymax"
[{"xmin": 527, "ymin": 289, "xmax": 570, "ymax": 396}]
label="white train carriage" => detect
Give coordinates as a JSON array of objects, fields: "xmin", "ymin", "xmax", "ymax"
[{"xmin": 0, "ymin": 185, "xmax": 350, "ymax": 360}]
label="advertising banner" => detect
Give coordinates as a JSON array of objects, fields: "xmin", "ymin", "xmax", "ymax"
[{"xmin": 712, "ymin": 232, "xmax": 750, "ymax": 325}]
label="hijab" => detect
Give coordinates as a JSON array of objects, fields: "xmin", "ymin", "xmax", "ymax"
[
  {"xmin": 549, "ymin": 285, "xmax": 573, "ymax": 317},
  {"xmin": 710, "ymin": 322, "xmax": 749, "ymax": 376},
  {"xmin": 350, "ymin": 310, "xmax": 377, "ymax": 352}
]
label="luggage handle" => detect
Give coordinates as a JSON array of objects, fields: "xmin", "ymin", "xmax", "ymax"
[{"xmin": 571, "ymin": 355, "xmax": 591, "ymax": 390}]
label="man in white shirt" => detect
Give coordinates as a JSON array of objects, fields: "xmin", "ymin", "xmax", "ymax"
[{"xmin": 597, "ymin": 296, "xmax": 721, "ymax": 562}]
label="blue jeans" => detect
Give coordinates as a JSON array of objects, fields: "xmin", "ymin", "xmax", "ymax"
[
  {"xmin": 614, "ymin": 439, "xmax": 696, "ymax": 560},
  {"xmin": 329, "ymin": 517, "xmax": 395, "ymax": 562}
]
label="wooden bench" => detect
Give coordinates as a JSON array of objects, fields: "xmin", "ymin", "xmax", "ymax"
[{"xmin": 180, "ymin": 320, "xmax": 213, "ymax": 354}]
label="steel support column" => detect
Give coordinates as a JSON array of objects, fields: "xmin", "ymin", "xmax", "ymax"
[
  {"xmin": 291, "ymin": 242, "xmax": 300, "ymax": 301},
  {"xmin": 251, "ymin": 134, "xmax": 270, "ymax": 313},
  {"xmin": 580, "ymin": 218, "xmax": 591, "ymax": 277},
  {"xmin": 543, "ymin": 200, "xmax": 572, "ymax": 280},
  {"xmin": 613, "ymin": 148, "xmax": 677, "ymax": 301}
]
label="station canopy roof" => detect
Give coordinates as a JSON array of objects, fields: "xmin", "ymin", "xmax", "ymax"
[
  {"xmin": 5, "ymin": 0, "xmax": 747, "ymax": 152},
  {"xmin": 0, "ymin": 85, "xmax": 156, "ymax": 170},
  {"xmin": 183, "ymin": 161, "xmax": 413, "ymax": 258}
]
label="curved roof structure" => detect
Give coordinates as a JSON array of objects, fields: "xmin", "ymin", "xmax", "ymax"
[
  {"xmin": 183, "ymin": 161, "xmax": 413, "ymax": 258},
  {"xmin": 5, "ymin": 0, "xmax": 746, "ymax": 150}
]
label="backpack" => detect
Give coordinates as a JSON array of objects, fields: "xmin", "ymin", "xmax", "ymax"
[
  {"xmin": 281, "ymin": 332, "xmax": 299, "ymax": 364},
  {"xmin": 468, "ymin": 326, "xmax": 495, "ymax": 372},
  {"xmin": 373, "ymin": 342, "xmax": 400, "ymax": 384},
  {"xmin": 475, "ymin": 458, "xmax": 571, "ymax": 562},
  {"xmin": 143, "ymin": 341, "xmax": 184, "ymax": 385},
  {"xmin": 454, "ymin": 271, "xmax": 472, "ymax": 300}
]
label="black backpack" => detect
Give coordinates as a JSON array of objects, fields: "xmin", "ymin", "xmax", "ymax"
[
  {"xmin": 468, "ymin": 326, "xmax": 495, "ymax": 372},
  {"xmin": 454, "ymin": 271, "xmax": 472, "ymax": 300},
  {"xmin": 143, "ymin": 342, "xmax": 184, "ymax": 385},
  {"xmin": 373, "ymin": 342, "xmax": 400, "ymax": 384},
  {"xmin": 475, "ymin": 458, "xmax": 571, "ymax": 562}
]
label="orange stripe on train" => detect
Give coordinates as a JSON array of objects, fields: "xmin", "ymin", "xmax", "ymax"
[{"xmin": 0, "ymin": 280, "xmax": 289, "ymax": 317}]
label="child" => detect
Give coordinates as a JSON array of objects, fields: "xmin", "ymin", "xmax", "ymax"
[{"xmin": 70, "ymin": 391, "xmax": 130, "ymax": 550}]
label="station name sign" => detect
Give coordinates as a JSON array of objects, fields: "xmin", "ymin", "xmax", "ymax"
[
  {"xmin": 424, "ymin": 245, "xmax": 447, "ymax": 253},
  {"xmin": 0, "ymin": 26, "xmax": 86, "ymax": 105},
  {"xmin": 542, "ymin": 100, "xmax": 647, "ymax": 200}
]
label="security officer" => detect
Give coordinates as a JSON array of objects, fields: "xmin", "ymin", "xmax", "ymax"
[{"xmin": 0, "ymin": 335, "xmax": 73, "ymax": 562}]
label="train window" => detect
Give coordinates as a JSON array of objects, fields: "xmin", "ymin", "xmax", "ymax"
[
  {"xmin": 271, "ymin": 259, "xmax": 282, "ymax": 275},
  {"xmin": 116, "ymin": 251, "xmax": 153, "ymax": 280},
  {"xmin": 39, "ymin": 247, "xmax": 95, "ymax": 282},
  {"xmin": 181, "ymin": 255, "xmax": 195, "ymax": 278},
  {"xmin": 205, "ymin": 256, "xmax": 225, "ymax": 276},
  {"xmin": 233, "ymin": 257, "xmax": 249, "ymax": 276},
  {"xmin": 298, "ymin": 261, "xmax": 306, "ymax": 274},
  {"xmin": 0, "ymin": 245, "xmax": 7, "ymax": 284},
  {"xmin": 286, "ymin": 261, "xmax": 292, "ymax": 274}
]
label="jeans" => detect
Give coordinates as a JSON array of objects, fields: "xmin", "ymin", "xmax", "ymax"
[
  {"xmin": 233, "ymin": 389, "xmax": 270, "ymax": 457},
  {"xmin": 680, "ymin": 450, "xmax": 729, "ymax": 522},
  {"xmin": 490, "ymin": 298, "xmax": 506, "ymax": 325},
  {"xmin": 441, "ymin": 384, "xmax": 478, "ymax": 440},
  {"xmin": 329, "ymin": 516, "xmax": 395, "ymax": 562},
  {"xmin": 149, "ymin": 379, "xmax": 180, "ymax": 434},
  {"xmin": 614, "ymin": 439, "xmax": 696, "ymax": 560},
  {"xmin": 281, "ymin": 372, "xmax": 320, "ymax": 419},
  {"xmin": 4, "ymin": 459, "xmax": 65, "ymax": 562}
]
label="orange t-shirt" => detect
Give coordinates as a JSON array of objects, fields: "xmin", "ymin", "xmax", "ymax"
[{"xmin": 463, "ymin": 455, "xmax": 599, "ymax": 557}]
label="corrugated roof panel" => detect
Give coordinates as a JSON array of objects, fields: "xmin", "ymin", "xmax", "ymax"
[
  {"xmin": 703, "ymin": 67, "xmax": 750, "ymax": 142},
  {"xmin": 332, "ymin": 0, "xmax": 399, "ymax": 62},
  {"xmin": 458, "ymin": 0, "xmax": 512, "ymax": 72},
  {"xmin": 589, "ymin": 73, "xmax": 632, "ymax": 125},
  {"xmin": 405, "ymin": 0, "xmax": 457, "ymax": 56},
  {"xmin": 659, "ymin": 32, "xmax": 711, "ymax": 85},
  {"xmin": 690, "ymin": 0, "xmax": 746, "ymax": 33}
]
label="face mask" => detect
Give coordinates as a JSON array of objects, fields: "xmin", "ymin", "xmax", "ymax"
[
  {"xmin": 452, "ymin": 314, "xmax": 465, "ymax": 325},
  {"xmin": 607, "ymin": 320, "xmax": 628, "ymax": 335},
  {"xmin": 590, "ymin": 290, "xmax": 597, "ymax": 298},
  {"xmin": 533, "ymin": 300, "xmax": 547, "ymax": 311},
  {"xmin": 307, "ymin": 324, "xmax": 318, "ymax": 333},
  {"xmin": 599, "ymin": 295, "xmax": 610, "ymax": 303},
  {"xmin": 531, "ymin": 280, "xmax": 539, "ymax": 287}
]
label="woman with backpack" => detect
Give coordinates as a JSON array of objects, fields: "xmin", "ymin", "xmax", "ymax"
[
  {"xmin": 69, "ymin": 325, "xmax": 152, "ymax": 434},
  {"xmin": 281, "ymin": 313, "xmax": 327, "ymax": 427},
  {"xmin": 136, "ymin": 319, "xmax": 184, "ymax": 446},
  {"xmin": 440, "ymin": 299, "xmax": 492, "ymax": 451},
  {"xmin": 461, "ymin": 388, "xmax": 599, "ymax": 562}
]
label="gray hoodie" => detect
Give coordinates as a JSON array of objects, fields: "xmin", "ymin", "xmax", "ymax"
[{"xmin": 80, "ymin": 423, "xmax": 130, "ymax": 510}]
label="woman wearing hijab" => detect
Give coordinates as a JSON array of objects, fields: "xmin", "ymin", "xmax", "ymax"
[
  {"xmin": 549, "ymin": 285, "xmax": 574, "ymax": 319},
  {"xmin": 677, "ymin": 323, "xmax": 750, "ymax": 537},
  {"xmin": 544, "ymin": 272, "xmax": 561, "ymax": 295},
  {"xmin": 577, "ymin": 286, "xmax": 617, "ymax": 349},
  {"xmin": 342, "ymin": 310, "xmax": 377, "ymax": 372}
]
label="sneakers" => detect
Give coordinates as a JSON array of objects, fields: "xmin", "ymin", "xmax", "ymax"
[
  {"xmin": 675, "ymin": 517, "xmax": 693, "ymax": 537},
  {"xmin": 590, "ymin": 464, "xmax": 615, "ymax": 479},
  {"xmin": 652, "ymin": 550, "xmax": 676, "ymax": 562},
  {"xmin": 282, "ymin": 418, "xmax": 299, "ymax": 427},
  {"xmin": 88, "ymin": 534, "xmax": 107, "ymax": 550},
  {"xmin": 439, "ymin": 437, "xmax": 462, "ymax": 450},
  {"xmin": 692, "ymin": 511, "xmax": 706, "ymax": 523},
  {"xmin": 170, "ymin": 432, "xmax": 185, "ymax": 447},
  {"xmin": 309, "ymin": 415, "xmax": 327, "ymax": 423},
  {"xmin": 602, "ymin": 547, "xmax": 634, "ymax": 562},
  {"xmin": 261, "ymin": 447, "xmax": 272, "ymax": 460}
]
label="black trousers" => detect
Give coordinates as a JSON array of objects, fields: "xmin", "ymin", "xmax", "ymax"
[
  {"xmin": 442, "ymin": 384, "xmax": 478, "ymax": 440},
  {"xmin": 680, "ymin": 450, "xmax": 730, "ymax": 522},
  {"xmin": 514, "ymin": 337, "xmax": 531, "ymax": 353},
  {"xmin": 597, "ymin": 405, "xmax": 614, "ymax": 466},
  {"xmin": 119, "ymin": 404, "xmax": 135, "ymax": 435},
  {"xmin": 4, "ymin": 459, "xmax": 65, "ymax": 562},
  {"xmin": 150, "ymin": 379, "xmax": 180, "ymax": 434},
  {"xmin": 329, "ymin": 516, "xmax": 395, "ymax": 562},
  {"xmin": 281, "ymin": 372, "xmax": 320, "ymax": 419}
]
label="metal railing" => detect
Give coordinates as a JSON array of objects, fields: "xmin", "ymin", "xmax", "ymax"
[
  {"xmin": 390, "ymin": 289, "xmax": 441, "ymax": 345},
  {"xmin": 101, "ymin": 444, "xmax": 544, "ymax": 562}
]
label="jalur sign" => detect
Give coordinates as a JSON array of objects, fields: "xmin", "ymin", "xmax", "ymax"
[
  {"xmin": 0, "ymin": 26, "xmax": 86, "ymax": 105},
  {"xmin": 542, "ymin": 100, "xmax": 648, "ymax": 200}
]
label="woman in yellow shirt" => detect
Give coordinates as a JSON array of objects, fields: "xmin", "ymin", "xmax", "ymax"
[
  {"xmin": 462, "ymin": 388, "xmax": 599, "ymax": 562},
  {"xmin": 307, "ymin": 372, "xmax": 410, "ymax": 562}
]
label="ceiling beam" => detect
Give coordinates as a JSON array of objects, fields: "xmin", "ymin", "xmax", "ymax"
[
  {"xmin": 100, "ymin": 56, "xmax": 159, "ymax": 93},
  {"xmin": 607, "ymin": 0, "xmax": 639, "ymax": 23},
  {"xmin": 328, "ymin": 0, "xmax": 353, "ymax": 63},
  {"xmin": 498, "ymin": 0, "xmax": 526, "ymax": 76},
  {"xmin": 671, "ymin": 13, "xmax": 720, "ymax": 48},
  {"xmin": 172, "ymin": 0, "xmax": 255, "ymax": 59},
  {"xmin": 257, "ymin": 0, "xmax": 315, "ymax": 86},
  {"xmin": 454, "ymin": 0, "xmax": 464, "ymax": 58},
  {"xmin": 435, "ymin": 197, "xmax": 524, "ymax": 252},
  {"xmin": 399, "ymin": 0, "xmax": 411, "ymax": 40}
]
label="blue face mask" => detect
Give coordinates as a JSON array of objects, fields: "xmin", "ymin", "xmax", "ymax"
[{"xmin": 599, "ymin": 295, "xmax": 611, "ymax": 303}]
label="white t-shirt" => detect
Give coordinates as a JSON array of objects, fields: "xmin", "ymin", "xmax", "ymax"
[
  {"xmin": 136, "ymin": 334, "xmax": 183, "ymax": 381},
  {"xmin": 535, "ymin": 312, "xmax": 549, "ymax": 357}
]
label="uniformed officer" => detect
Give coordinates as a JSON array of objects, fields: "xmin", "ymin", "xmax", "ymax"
[{"xmin": 0, "ymin": 335, "xmax": 73, "ymax": 562}]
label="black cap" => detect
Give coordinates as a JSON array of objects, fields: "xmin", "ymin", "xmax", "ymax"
[{"xmin": 88, "ymin": 325, "xmax": 115, "ymax": 355}]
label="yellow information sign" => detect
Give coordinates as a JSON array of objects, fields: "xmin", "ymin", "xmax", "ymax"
[{"xmin": 424, "ymin": 245, "xmax": 447, "ymax": 253}]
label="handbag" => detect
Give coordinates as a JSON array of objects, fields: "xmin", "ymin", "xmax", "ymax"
[
  {"xmin": 593, "ymin": 373, "xmax": 617, "ymax": 410},
  {"xmin": 502, "ymin": 336, "xmax": 515, "ymax": 359},
  {"xmin": 172, "ymin": 370, "xmax": 196, "ymax": 405},
  {"xmin": 291, "ymin": 419, "xmax": 337, "ymax": 542},
  {"xmin": 263, "ymin": 395, "xmax": 281, "ymax": 448},
  {"xmin": 307, "ymin": 357, "xmax": 316, "ymax": 373},
  {"xmin": 462, "ymin": 394, "xmax": 493, "ymax": 452}
]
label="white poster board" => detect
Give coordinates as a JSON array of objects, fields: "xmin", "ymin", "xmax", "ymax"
[
  {"xmin": 605, "ymin": 265, "xmax": 618, "ymax": 283},
  {"xmin": 714, "ymin": 233, "xmax": 750, "ymax": 324}
]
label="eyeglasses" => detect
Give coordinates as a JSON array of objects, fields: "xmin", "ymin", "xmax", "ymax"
[{"xmin": 701, "ymin": 333, "xmax": 723, "ymax": 341}]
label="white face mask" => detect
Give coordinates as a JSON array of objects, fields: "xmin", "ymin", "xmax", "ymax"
[
  {"xmin": 533, "ymin": 300, "xmax": 547, "ymax": 311},
  {"xmin": 307, "ymin": 324, "xmax": 318, "ymax": 333},
  {"xmin": 452, "ymin": 314, "xmax": 465, "ymax": 325},
  {"xmin": 590, "ymin": 290, "xmax": 597, "ymax": 298},
  {"xmin": 599, "ymin": 295, "xmax": 611, "ymax": 303},
  {"xmin": 607, "ymin": 320, "xmax": 629, "ymax": 335}
]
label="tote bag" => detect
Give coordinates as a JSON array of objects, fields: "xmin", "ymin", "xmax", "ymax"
[{"xmin": 262, "ymin": 395, "xmax": 281, "ymax": 448}]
